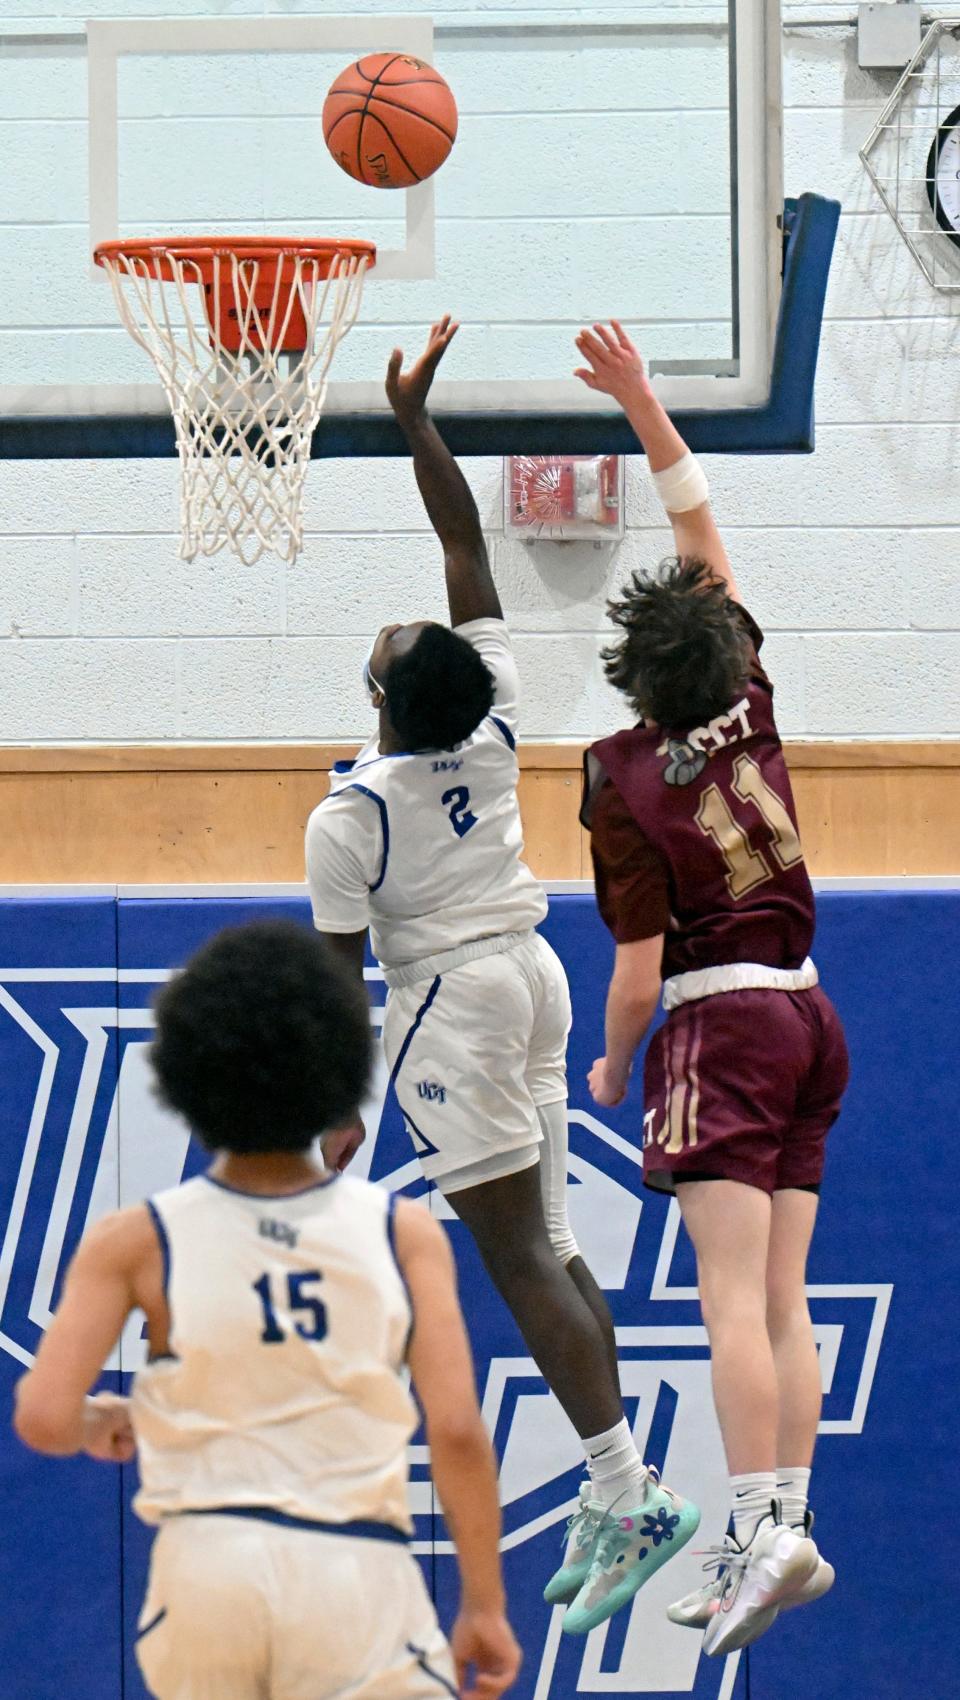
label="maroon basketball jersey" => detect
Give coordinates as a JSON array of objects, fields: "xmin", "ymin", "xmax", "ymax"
[{"xmin": 584, "ymin": 608, "xmax": 815, "ymax": 978}]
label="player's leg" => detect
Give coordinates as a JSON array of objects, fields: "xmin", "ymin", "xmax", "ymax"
[
  {"xmin": 386, "ymin": 944, "xmax": 699, "ymax": 1629},
  {"xmin": 448, "ymin": 1161, "xmax": 698, "ymax": 1633},
  {"xmin": 675, "ymin": 1177, "xmax": 818, "ymax": 1656},
  {"xmin": 449, "ymin": 1161, "xmax": 621, "ymax": 1439},
  {"xmin": 523, "ymin": 935, "xmax": 619, "ymax": 1383},
  {"xmin": 767, "ymin": 1186, "xmax": 821, "ymax": 1487},
  {"xmin": 766, "ymin": 1186, "xmax": 836, "ymax": 1613},
  {"xmin": 766, "ymin": 987, "xmax": 848, "ymax": 1613},
  {"xmin": 676, "ymin": 1179, "xmax": 778, "ymax": 1480},
  {"xmin": 537, "ymin": 1098, "xmax": 617, "ymax": 1383}
]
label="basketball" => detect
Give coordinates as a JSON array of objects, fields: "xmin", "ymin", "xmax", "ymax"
[{"xmin": 322, "ymin": 52, "xmax": 458, "ymax": 189}]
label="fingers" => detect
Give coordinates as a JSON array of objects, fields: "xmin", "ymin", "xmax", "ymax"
[
  {"xmin": 573, "ymin": 368, "xmax": 600, "ymax": 390},
  {"xmin": 385, "ymin": 347, "xmax": 403, "ymax": 385},
  {"xmin": 575, "ymin": 328, "xmax": 608, "ymax": 364},
  {"xmin": 592, "ymin": 321, "xmax": 619, "ymax": 353}
]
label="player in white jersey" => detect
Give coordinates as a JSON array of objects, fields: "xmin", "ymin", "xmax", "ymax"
[
  {"xmin": 306, "ymin": 318, "xmax": 698, "ymax": 1631},
  {"xmin": 14, "ymin": 920, "xmax": 520, "ymax": 1700}
]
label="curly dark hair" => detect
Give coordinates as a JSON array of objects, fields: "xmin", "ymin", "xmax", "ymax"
[
  {"xmin": 385, "ymin": 623, "xmax": 495, "ymax": 751},
  {"xmin": 150, "ymin": 921, "xmax": 372, "ymax": 1153},
  {"xmin": 603, "ymin": 557, "xmax": 750, "ymax": 730}
]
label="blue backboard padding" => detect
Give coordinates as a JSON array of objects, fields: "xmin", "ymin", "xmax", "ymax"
[
  {"xmin": 0, "ymin": 195, "xmax": 839, "ymax": 461},
  {"xmin": 0, "ymin": 888, "xmax": 957, "ymax": 1698}
]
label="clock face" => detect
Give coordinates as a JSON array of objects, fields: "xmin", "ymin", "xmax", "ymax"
[{"xmin": 927, "ymin": 102, "xmax": 960, "ymax": 247}]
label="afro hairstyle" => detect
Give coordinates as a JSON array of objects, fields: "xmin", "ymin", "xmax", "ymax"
[{"xmin": 150, "ymin": 920, "xmax": 372, "ymax": 1153}]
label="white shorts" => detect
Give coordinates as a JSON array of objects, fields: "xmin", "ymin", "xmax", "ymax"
[
  {"xmin": 136, "ymin": 1515, "xmax": 455, "ymax": 1700},
  {"xmin": 382, "ymin": 931, "xmax": 572, "ymax": 1193}
]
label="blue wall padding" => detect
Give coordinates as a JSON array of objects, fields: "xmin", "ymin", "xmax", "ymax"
[{"xmin": 1, "ymin": 890, "xmax": 957, "ymax": 1700}]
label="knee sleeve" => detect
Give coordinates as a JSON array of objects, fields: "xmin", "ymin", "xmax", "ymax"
[{"xmin": 536, "ymin": 1100, "xmax": 581, "ymax": 1265}]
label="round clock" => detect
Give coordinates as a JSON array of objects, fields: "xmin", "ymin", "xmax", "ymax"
[{"xmin": 927, "ymin": 101, "xmax": 960, "ymax": 247}]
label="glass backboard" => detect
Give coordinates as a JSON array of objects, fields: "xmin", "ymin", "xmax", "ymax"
[{"xmin": 0, "ymin": 3, "xmax": 839, "ymax": 456}]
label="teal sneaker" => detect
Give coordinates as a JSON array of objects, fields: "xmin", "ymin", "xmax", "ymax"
[
  {"xmin": 562, "ymin": 1474, "xmax": 701, "ymax": 1635},
  {"xmin": 543, "ymin": 1483, "xmax": 604, "ymax": 1606}
]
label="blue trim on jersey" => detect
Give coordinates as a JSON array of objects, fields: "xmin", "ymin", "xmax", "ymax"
[
  {"xmin": 408, "ymin": 1643, "xmax": 459, "ymax": 1699},
  {"xmin": 201, "ymin": 1172, "xmax": 340, "ymax": 1199},
  {"xmin": 178, "ymin": 1506, "xmax": 409, "ymax": 1544},
  {"xmin": 350, "ymin": 751, "xmax": 416, "ymax": 771},
  {"xmin": 136, "ymin": 1608, "xmax": 168, "ymax": 1643},
  {"xmin": 489, "ymin": 713, "xmax": 517, "ymax": 752},
  {"xmin": 145, "ymin": 1200, "xmax": 171, "ymax": 1299},
  {"xmin": 345, "ymin": 783, "xmax": 390, "ymax": 893},
  {"xmin": 332, "ymin": 759, "xmax": 355, "ymax": 775}
]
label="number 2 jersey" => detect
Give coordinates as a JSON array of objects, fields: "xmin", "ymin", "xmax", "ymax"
[
  {"xmin": 130, "ymin": 1173, "xmax": 416, "ymax": 1533},
  {"xmin": 583, "ymin": 606, "xmax": 816, "ymax": 979},
  {"xmin": 306, "ymin": 618, "xmax": 547, "ymax": 972}
]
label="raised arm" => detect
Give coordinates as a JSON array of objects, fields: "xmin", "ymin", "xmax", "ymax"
[
  {"xmin": 574, "ymin": 321, "xmax": 740, "ymax": 604},
  {"xmin": 386, "ymin": 317, "xmax": 502, "ymax": 627}
]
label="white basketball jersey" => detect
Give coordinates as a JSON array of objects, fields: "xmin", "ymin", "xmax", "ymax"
[
  {"xmin": 306, "ymin": 618, "xmax": 547, "ymax": 970},
  {"xmin": 131, "ymin": 1173, "xmax": 416, "ymax": 1534}
]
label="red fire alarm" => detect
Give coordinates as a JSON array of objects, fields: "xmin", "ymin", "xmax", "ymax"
[{"xmin": 504, "ymin": 455, "xmax": 625, "ymax": 542}]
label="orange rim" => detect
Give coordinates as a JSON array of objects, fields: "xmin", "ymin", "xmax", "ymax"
[{"xmin": 94, "ymin": 235, "xmax": 376, "ymax": 278}]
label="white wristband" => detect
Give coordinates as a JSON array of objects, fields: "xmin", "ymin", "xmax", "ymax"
[{"xmin": 652, "ymin": 452, "xmax": 709, "ymax": 513}]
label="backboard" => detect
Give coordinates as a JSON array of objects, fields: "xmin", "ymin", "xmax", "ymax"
[{"xmin": 1, "ymin": 3, "xmax": 838, "ymax": 457}]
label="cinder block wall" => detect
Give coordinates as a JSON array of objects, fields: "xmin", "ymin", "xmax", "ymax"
[{"xmin": 1, "ymin": 8, "xmax": 957, "ymax": 742}]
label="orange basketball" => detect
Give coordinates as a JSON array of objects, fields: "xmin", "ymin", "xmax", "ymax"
[{"xmin": 323, "ymin": 53, "xmax": 458, "ymax": 189}]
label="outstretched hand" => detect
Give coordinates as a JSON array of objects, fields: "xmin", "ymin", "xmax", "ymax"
[
  {"xmin": 386, "ymin": 314, "xmax": 459, "ymax": 428},
  {"xmin": 574, "ymin": 320, "xmax": 650, "ymax": 407}
]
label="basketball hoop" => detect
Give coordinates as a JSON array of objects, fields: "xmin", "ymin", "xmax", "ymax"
[{"xmin": 94, "ymin": 236, "xmax": 375, "ymax": 565}]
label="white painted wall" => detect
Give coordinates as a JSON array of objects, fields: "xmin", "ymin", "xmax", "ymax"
[{"xmin": 1, "ymin": 9, "xmax": 958, "ymax": 742}]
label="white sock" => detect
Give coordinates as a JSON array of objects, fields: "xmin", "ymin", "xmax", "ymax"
[
  {"xmin": 583, "ymin": 1418, "xmax": 650, "ymax": 1510},
  {"xmin": 730, "ymin": 1471, "xmax": 778, "ymax": 1545},
  {"xmin": 775, "ymin": 1465, "xmax": 811, "ymax": 1529}
]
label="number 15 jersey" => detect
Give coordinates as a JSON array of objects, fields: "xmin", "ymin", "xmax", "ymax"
[
  {"xmin": 306, "ymin": 619, "xmax": 547, "ymax": 972},
  {"xmin": 583, "ymin": 605, "xmax": 815, "ymax": 979},
  {"xmin": 131, "ymin": 1173, "xmax": 416, "ymax": 1532}
]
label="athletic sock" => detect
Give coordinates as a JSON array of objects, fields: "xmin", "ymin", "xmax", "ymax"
[
  {"xmin": 729, "ymin": 1471, "xmax": 778, "ymax": 1545},
  {"xmin": 775, "ymin": 1465, "xmax": 812, "ymax": 1529},
  {"xmin": 582, "ymin": 1418, "xmax": 650, "ymax": 1510}
]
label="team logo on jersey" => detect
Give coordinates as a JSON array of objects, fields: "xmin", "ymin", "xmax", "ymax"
[
  {"xmin": 0, "ymin": 938, "xmax": 892, "ymax": 1700},
  {"xmin": 662, "ymin": 739, "xmax": 708, "ymax": 787},
  {"xmin": 259, "ymin": 1217, "xmax": 299, "ymax": 1249},
  {"xmin": 417, "ymin": 1079, "xmax": 447, "ymax": 1104}
]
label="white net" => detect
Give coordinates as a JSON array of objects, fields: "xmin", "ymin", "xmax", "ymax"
[{"xmin": 96, "ymin": 242, "xmax": 373, "ymax": 565}]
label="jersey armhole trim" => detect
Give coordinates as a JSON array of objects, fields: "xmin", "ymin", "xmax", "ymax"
[
  {"xmin": 345, "ymin": 783, "xmax": 390, "ymax": 893},
  {"xmin": 489, "ymin": 713, "xmax": 517, "ymax": 752},
  {"xmin": 145, "ymin": 1199, "xmax": 171, "ymax": 1300},
  {"xmin": 386, "ymin": 1193, "xmax": 415, "ymax": 1359}
]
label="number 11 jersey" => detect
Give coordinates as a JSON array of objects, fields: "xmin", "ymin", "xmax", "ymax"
[{"xmin": 584, "ymin": 606, "xmax": 815, "ymax": 979}]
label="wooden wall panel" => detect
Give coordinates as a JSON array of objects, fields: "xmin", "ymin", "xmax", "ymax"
[{"xmin": 0, "ymin": 742, "xmax": 956, "ymax": 884}]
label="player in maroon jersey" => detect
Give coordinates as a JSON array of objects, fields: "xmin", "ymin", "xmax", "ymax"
[{"xmin": 573, "ymin": 322, "xmax": 849, "ymax": 1657}]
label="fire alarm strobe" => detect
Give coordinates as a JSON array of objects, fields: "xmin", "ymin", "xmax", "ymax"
[{"xmin": 505, "ymin": 455, "xmax": 625, "ymax": 542}]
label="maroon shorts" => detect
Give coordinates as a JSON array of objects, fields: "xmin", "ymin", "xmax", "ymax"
[{"xmin": 642, "ymin": 985, "xmax": 849, "ymax": 1196}]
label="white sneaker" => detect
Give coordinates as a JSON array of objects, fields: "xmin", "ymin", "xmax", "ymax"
[
  {"xmin": 702, "ymin": 1516, "xmax": 818, "ymax": 1657},
  {"xmin": 780, "ymin": 1511, "xmax": 835, "ymax": 1612},
  {"xmin": 668, "ymin": 1515, "xmax": 834, "ymax": 1630},
  {"xmin": 666, "ymin": 1533, "xmax": 742, "ymax": 1629}
]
